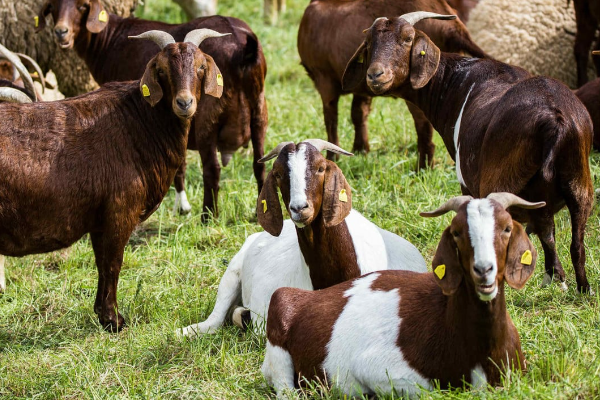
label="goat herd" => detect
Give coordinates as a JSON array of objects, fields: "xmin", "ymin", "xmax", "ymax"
[{"xmin": 0, "ymin": 0, "xmax": 598, "ymax": 397}]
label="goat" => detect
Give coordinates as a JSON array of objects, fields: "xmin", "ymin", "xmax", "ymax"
[
  {"xmin": 446, "ymin": 0, "xmax": 479, "ymax": 22},
  {"xmin": 342, "ymin": 11, "xmax": 595, "ymax": 293},
  {"xmin": 572, "ymin": 0, "xmax": 600, "ymax": 86},
  {"xmin": 575, "ymin": 77, "xmax": 600, "ymax": 150},
  {"xmin": 262, "ymin": 193, "xmax": 543, "ymax": 398},
  {"xmin": 178, "ymin": 139, "xmax": 427, "ymax": 337},
  {"xmin": 0, "ymin": 29, "xmax": 227, "ymax": 330},
  {"xmin": 37, "ymin": 0, "xmax": 268, "ymax": 217},
  {"xmin": 0, "ymin": 44, "xmax": 44, "ymax": 103},
  {"xmin": 297, "ymin": 0, "xmax": 488, "ymax": 168}
]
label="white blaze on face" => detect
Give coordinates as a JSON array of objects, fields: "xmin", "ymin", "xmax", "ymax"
[
  {"xmin": 466, "ymin": 199, "xmax": 498, "ymax": 300},
  {"xmin": 287, "ymin": 144, "xmax": 308, "ymax": 224}
]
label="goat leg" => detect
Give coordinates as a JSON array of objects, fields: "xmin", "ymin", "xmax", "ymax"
[
  {"xmin": 251, "ymin": 92, "xmax": 267, "ymax": 194},
  {"xmin": 199, "ymin": 140, "xmax": 220, "ymax": 221},
  {"xmin": 317, "ymin": 80, "xmax": 341, "ymax": 161},
  {"xmin": 350, "ymin": 94, "xmax": 372, "ymax": 154},
  {"xmin": 533, "ymin": 215, "xmax": 567, "ymax": 291},
  {"xmin": 173, "ymin": 161, "xmax": 192, "ymax": 215},
  {"xmin": 0, "ymin": 255, "xmax": 5, "ymax": 292},
  {"xmin": 406, "ymin": 101, "xmax": 435, "ymax": 169}
]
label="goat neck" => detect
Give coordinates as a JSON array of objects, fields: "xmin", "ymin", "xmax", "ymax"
[{"xmin": 294, "ymin": 212, "xmax": 360, "ymax": 290}]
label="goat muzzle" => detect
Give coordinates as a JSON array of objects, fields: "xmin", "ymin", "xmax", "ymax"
[
  {"xmin": 173, "ymin": 92, "xmax": 197, "ymax": 118},
  {"xmin": 54, "ymin": 24, "xmax": 73, "ymax": 48},
  {"xmin": 366, "ymin": 63, "xmax": 393, "ymax": 94}
]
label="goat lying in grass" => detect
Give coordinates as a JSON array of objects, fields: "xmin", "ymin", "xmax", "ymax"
[
  {"xmin": 0, "ymin": 29, "xmax": 227, "ymax": 331},
  {"xmin": 178, "ymin": 139, "xmax": 427, "ymax": 337},
  {"xmin": 262, "ymin": 193, "xmax": 544, "ymax": 398}
]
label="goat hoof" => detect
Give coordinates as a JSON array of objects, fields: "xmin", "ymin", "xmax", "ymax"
[
  {"xmin": 559, "ymin": 281, "xmax": 568, "ymax": 292},
  {"xmin": 232, "ymin": 307, "xmax": 251, "ymax": 331},
  {"xmin": 100, "ymin": 315, "xmax": 126, "ymax": 333},
  {"xmin": 576, "ymin": 284, "xmax": 593, "ymax": 295},
  {"xmin": 541, "ymin": 273, "xmax": 553, "ymax": 287}
]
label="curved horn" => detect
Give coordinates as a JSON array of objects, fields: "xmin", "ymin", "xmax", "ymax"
[
  {"xmin": 258, "ymin": 141, "xmax": 294, "ymax": 163},
  {"xmin": 593, "ymin": 51, "xmax": 600, "ymax": 55},
  {"xmin": 0, "ymin": 87, "xmax": 34, "ymax": 103},
  {"xmin": 128, "ymin": 30, "xmax": 176, "ymax": 50},
  {"xmin": 486, "ymin": 192, "xmax": 546, "ymax": 210},
  {"xmin": 183, "ymin": 29, "xmax": 231, "ymax": 47},
  {"xmin": 0, "ymin": 44, "xmax": 37, "ymax": 102},
  {"xmin": 301, "ymin": 139, "xmax": 354, "ymax": 156},
  {"xmin": 420, "ymin": 195, "xmax": 473, "ymax": 217},
  {"xmin": 16, "ymin": 53, "xmax": 46, "ymax": 95},
  {"xmin": 398, "ymin": 11, "xmax": 457, "ymax": 26}
]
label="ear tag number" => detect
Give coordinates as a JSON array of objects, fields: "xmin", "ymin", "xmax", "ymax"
[
  {"xmin": 98, "ymin": 10, "xmax": 108, "ymax": 23},
  {"xmin": 34, "ymin": 16, "xmax": 39, "ymax": 28},
  {"xmin": 357, "ymin": 53, "xmax": 364, "ymax": 64},
  {"xmin": 420, "ymin": 50, "xmax": 426, "ymax": 56},
  {"xmin": 434, "ymin": 264, "xmax": 446, "ymax": 280},
  {"xmin": 339, "ymin": 189, "xmax": 348, "ymax": 202},
  {"xmin": 520, "ymin": 250, "xmax": 532, "ymax": 265},
  {"xmin": 216, "ymin": 74, "xmax": 223, "ymax": 87},
  {"xmin": 142, "ymin": 84, "xmax": 150, "ymax": 97},
  {"xmin": 262, "ymin": 199, "xmax": 267, "ymax": 213}
]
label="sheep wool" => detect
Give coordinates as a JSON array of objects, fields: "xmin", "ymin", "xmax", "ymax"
[{"xmin": 468, "ymin": 0, "xmax": 595, "ymax": 88}]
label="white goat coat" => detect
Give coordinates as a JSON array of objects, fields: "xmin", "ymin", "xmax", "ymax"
[{"xmin": 179, "ymin": 209, "xmax": 427, "ymax": 336}]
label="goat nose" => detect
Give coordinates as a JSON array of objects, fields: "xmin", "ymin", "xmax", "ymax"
[
  {"xmin": 290, "ymin": 203, "xmax": 309, "ymax": 214},
  {"xmin": 176, "ymin": 98, "xmax": 193, "ymax": 111},
  {"xmin": 473, "ymin": 264, "xmax": 494, "ymax": 277},
  {"xmin": 55, "ymin": 27, "xmax": 69, "ymax": 38},
  {"xmin": 368, "ymin": 69, "xmax": 384, "ymax": 81}
]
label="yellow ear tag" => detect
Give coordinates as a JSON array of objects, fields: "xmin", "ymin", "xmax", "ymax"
[
  {"xmin": 434, "ymin": 264, "xmax": 446, "ymax": 280},
  {"xmin": 262, "ymin": 199, "xmax": 267, "ymax": 213},
  {"xmin": 420, "ymin": 50, "xmax": 426, "ymax": 56},
  {"xmin": 34, "ymin": 16, "xmax": 39, "ymax": 28},
  {"xmin": 216, "ymin": 74, "xmax": 223, "ymax": 87},
  {"xmin": 98, "ymin": 10, "xmax": 108, "ymax": 23},
  {"xmin": 339, "ymin": 189, "xmax": 348, "ymax": 202},
  {"xmin": 142, "ymin": 84, "xmax": 150, "ymax": 97},
  {"xmin": 520, "ymin": 250, "xmax": 532, "ymax": 265},
  {"xmin": 357, "ymin": 53, "xmax": 364, "ymax": 64}
]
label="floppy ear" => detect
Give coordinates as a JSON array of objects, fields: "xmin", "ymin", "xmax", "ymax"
[
  {"xmin": 342, "ymin": 41, "xmax": 368, "ymax": 91},
  {"xmin": 410, "ymin": 32, "xmax": 441, "ymax": 89},
  {"xmin": 432, "ymin": 228, "xmax": 464, "ymax": 296},
  {"xmin": 202, "ymin": 54, "xmax": 223, "ymax": 98},
  {"xmin": 257, "ymin": 171, "xmax": 284, "ymax": 236},
  {"xmin": 86, "ymin": 0, "xmax": 109, "ymax": 33},
  {"xmin": 321, "ymin": 161, "xmax": 352, "ymax": 228},
  {"xmin": 504, "ymin": 221, "xmax": 537, "ymax": 290},
  {"xmin": 140, "ymin": 59, "xmax": 163, "ymax": 106},
  {"xmin": 35, "ymin": 1, "xmax": 52, "ymax": 33}
]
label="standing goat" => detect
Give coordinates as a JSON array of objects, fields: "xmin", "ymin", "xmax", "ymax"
[
  {"xmin": 37, "ymin": 0, "xmax": 268, "ymax": 217},
  {"xmin": 342, "ymin": 12, "xmax": 594, "ymax": 292},
  {"xmin": 297, "ymin": 0, "xmax": 488, "ymax": 168},
  {"xmin": 573, "ymin": 0, "xmax": 600, "ymax": 86},
  {"xmin": 178, "ymin": 139, "xmax": 427, "ymax": 337},
  {"xmin": 263, "ymin": 193, "xmax": 543, "ymax": 398},
  {"xmin": 0, "ymin": 29, "xmax": 227, "ymax": 331}
]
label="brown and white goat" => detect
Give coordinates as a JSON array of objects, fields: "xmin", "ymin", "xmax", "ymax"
[
  {"xmin": 37, "ymin": 0, "xmax": 268, "ymax": 217},
  {"xmin": 0, "ymin": 29, "xmax": 227, "ymax": 331},
  {"xmin": 342, "ymin": 12, "xmax": 595, "ymax": 293},
  {"xmin": 178, "ymin": 139, "xmax": 426, "ymax": 337},
  {"xmin": 263, "ymin": 193, "xmax": 543, "ymax": 397},
  {"xmin": 297, "ymin": 0, "xmax": 488, "ymax": 167}
]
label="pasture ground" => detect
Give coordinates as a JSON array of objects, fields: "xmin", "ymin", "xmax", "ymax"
[{"xmin": 1, "ymin": 0, "xmax": 600, "ymax": 398}]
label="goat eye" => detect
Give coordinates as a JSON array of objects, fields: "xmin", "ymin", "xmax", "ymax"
[
  {"xmin": 157, "ymin": 68, "xmax": 165, "ymax": 76},
  {"xmin": 405, "ymin": 37, "xmax": 413, "ymax": 43},
  {"xmin": 452, "ymin": 231, "xmax": 460, "ymax": 238},
  {"xmin": 504, "ymin": 226, "xmax": 512, "ymax": 233},
  {"xmin": 317, "ymin": 166, "xmax": 325, "ymax": 173},
  {"xmin": 198, "ymin": 65, "xmax": 206, "ymax": 72}
]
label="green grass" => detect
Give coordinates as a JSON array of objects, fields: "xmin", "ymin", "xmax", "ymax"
[{"xmin": 2, "ymin": 0, "xmax": 600, "ymax": 398}]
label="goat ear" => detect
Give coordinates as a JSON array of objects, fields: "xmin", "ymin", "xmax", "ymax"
[
  {"xmin": 432, "ymin": 228, "xmax": 463, "ymax": 296},
  {"xmin": 140, "ymin": 60, "xmax": 163, "ymax": 106},
  {"xmin": 410, "ymin": 32, "xmax": 441, "ymax": 89},
  {"xmin": 257, "ymin": 171, "xmax": 284, "ymax": 236},
  {"xmin": 86, "ymin": 0, "xmax": 109, "ymax": 34},
  {"xmin": 342, "ymin": 41, "xmax": 368, "ymax": 91},
  {"xmin": 35, "ymin": 1, "xmax": 52, "ymax": 33},
  {"xmin": 504, "ymin": 222, "xmax": 536, "ymax": 290},
  {"xmin": 202, "ymin": 54, "xmax": 224, "ymax": 98},
  {"xmin": 321, "ymin": 161, "xmax": 352, "ymax": 228}
]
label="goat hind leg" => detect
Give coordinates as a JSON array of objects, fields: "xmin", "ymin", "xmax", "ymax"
[
  {"xmin": 533, "ymin": 216, "xmax": 567, "ymax": 291},
  {"xmin": 317, "ymin": 79, "xmax": 341, "ymax": 160},
  {"xmin": 173, "ymin": 161, "xmax": 192, "ymax": 215},
  {"xmin": 262, "ymin": 341, "xmax": 296, "ymax": 398},
  {"xmin": 199, "ymin": 141, "xmax": 221, "ymax": 220},
  {"xmin": 406, "ymin": 101, "xmax": 434, "ymax": 169},
  {"xmin": 350, "ymin": 94, "xmax": 372, "ymax": 154}
]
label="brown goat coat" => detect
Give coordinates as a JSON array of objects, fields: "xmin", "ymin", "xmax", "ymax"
[
  {"xmin": 38, "ymin": 0, "xmax": 268, "ymax": 216},
  {"xmin": 297, "ymin": 0, "xmax": 488, "ymax": 167},
  {"xmin": 573, "ymin": 0, "xmax": 600, "ymax": 86},
  {"xmin": 575, "ymin": 77, "xmax": 600, "ymax": 149}
]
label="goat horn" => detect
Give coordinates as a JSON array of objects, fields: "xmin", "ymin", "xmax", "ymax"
[
  {"xmin": 485, "ymin": 192, "xmax": 546, "ymax": 210},
  {"xmin": 16, "ymin": 53, "xmax": 46, "ymax": 95},
  {"xmin": 183, "ymin": 29, "xmax": 231, "ymax": 47},
  {"xmin": 420, "ymin": 195, "xmax": 473, "ymax": 217},
  {"xmin": 593, "ymin": 51, "xmax": 600, "ymax": 55},
  {"xmin": 302, "ymin": 139, "xmax": 354, "ymax": 156},
  {"xmin": 0, "ymin": 87, "xmax": 34, "ymax": 103},
  {"xmin": 258, "ymin": 141, "xmax": 294, "ymax": 163},
  {"xmin": 0, "ymin": 44, "xmax": 37, "ymax": 102},
  {"xmin": 128, "ymin": 30, "xmax": 176, "ymax": 50},
  {"xmin": 398, "ymin": 11, "xmax": 457, "ymax": 26}
]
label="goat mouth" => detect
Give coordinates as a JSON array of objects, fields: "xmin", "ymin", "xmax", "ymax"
[
  {"xmin": 477, "ymin": 283, "xmax": 496, "ymax": 295},
  {"xmin": 57, "ymin": 41, "xmax": 73, "ymax": 49},
  {"xmin": 368, "ymin": 79, "xmax": 392, "ymax": 93}
]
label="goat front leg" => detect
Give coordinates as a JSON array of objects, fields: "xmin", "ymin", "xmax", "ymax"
[
  {"xmin": 199, "ymin": 140, "xmax": 220, "ymax": 221},
  {"xmin": 350, "ymin": 94, "xmax": 372, "ymax": 154},
  {"xmin": 406, "ymin": 101, "xmax": 434, "ymax": 169},
  {"xmin": 91, "ymin": 231, "xmax": 128, "ymax": 332},
  {"xmin": 262, "ymin": 341, "xmax": 296, "ymax": 399},
  {"xmin": 574, "ymin": 7, "xmax": 596, "ymax": 86},
  {"xmin": 173, "ymin": 160, "xmax": 192, "ymax": 215}
]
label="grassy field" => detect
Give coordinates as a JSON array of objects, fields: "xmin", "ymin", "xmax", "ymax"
[{"xmin": 2, "ymin": 0, "xmax": 600, "ymax": 398}]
